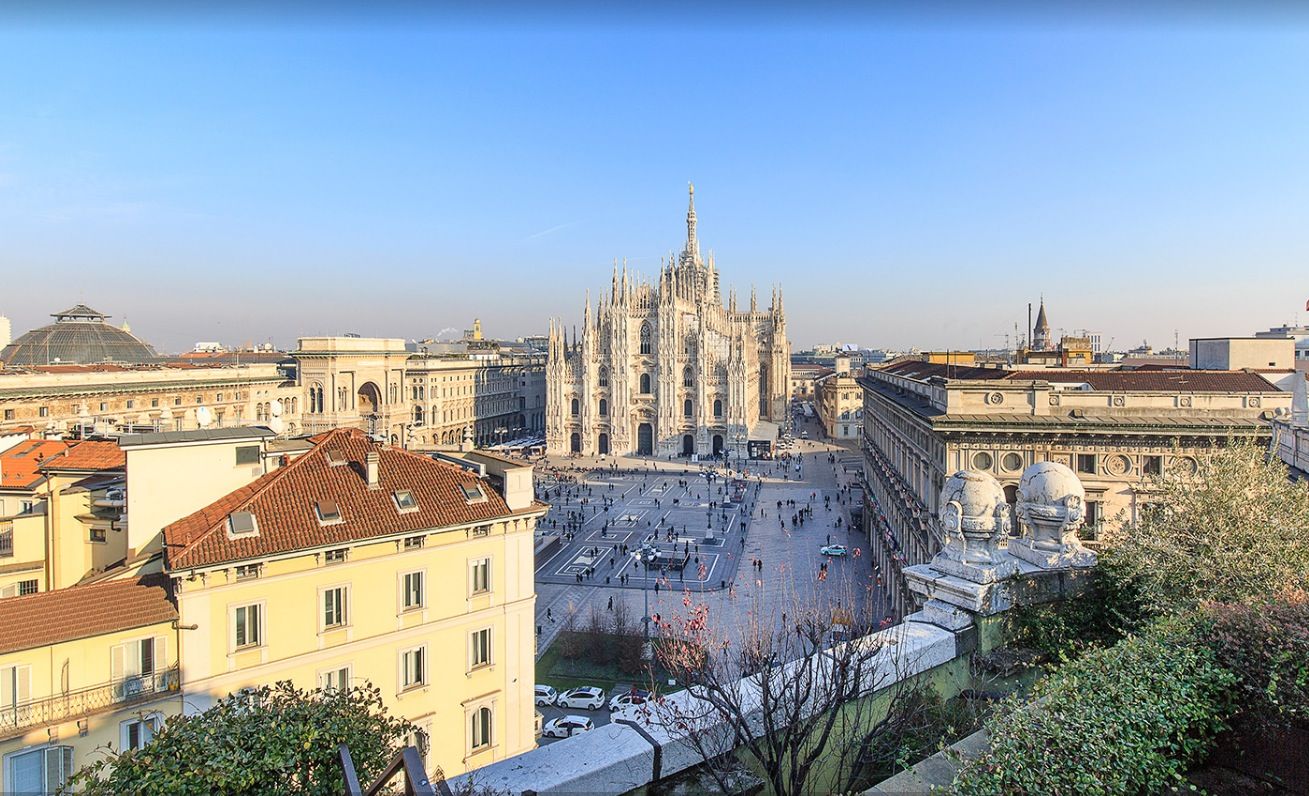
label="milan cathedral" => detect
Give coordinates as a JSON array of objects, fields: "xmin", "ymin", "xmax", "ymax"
[{"xmin": 546, "ymin": 185, "xmax": 791, "ymax": 458}]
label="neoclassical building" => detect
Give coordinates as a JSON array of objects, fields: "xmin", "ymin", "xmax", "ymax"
[{"xmin": 546, "ymin": 186, "xmax": 790, "ymax": 458}]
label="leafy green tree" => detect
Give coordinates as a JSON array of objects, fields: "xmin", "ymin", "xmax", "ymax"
[
  {"xmin": 1108, "ymin": 443, "xmax": 1309, "ymax": 617},
  {"xmin": 68, "ymin": 682, "xmax": 420, "ymax": 795}
]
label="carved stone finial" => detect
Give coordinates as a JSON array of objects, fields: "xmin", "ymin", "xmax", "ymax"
[
  {"xmin": 931, "ymin": 470, "xmax": 1017, "ymax": 584},
  {"xmin": 1010, "ymin": 461, "xmax": 1097, "ymax": 569}
]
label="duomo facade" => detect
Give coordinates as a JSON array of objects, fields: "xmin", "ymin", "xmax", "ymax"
[{"xmin": 546, "ymin": 186, "xmax": 791, "ymax": 458}]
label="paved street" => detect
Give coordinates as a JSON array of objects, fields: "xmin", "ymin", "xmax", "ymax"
[{"xmin": 531, "ymin": 414, "xmax": 885, "ymax": 663}]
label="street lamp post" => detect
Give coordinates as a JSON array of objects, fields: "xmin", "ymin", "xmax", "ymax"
[{"xmin": 633, "ymin": 543, "xmax": 658, "ymax": 652}]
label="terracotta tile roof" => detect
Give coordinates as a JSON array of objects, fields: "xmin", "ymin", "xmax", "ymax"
[
  {"xmin": 39, "ymin": 440, "xmax": 126, "ymax": 472},
  {"xmin": 0, "ymin": 574, "xmax": 177, "ymax": 655},
  {"xmin": 163, "ymin": 428, "xmax": 526, "ymax": 570},
  {"xmin": 1004, "ymin": 370, "xmax": 1276, "ymax": 392},
  {"xmin": 0, "ymin": 440, "xmax": 69, "ymax": 490}
]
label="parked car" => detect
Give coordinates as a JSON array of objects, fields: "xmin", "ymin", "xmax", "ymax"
[
  {"xmin": 556, "ymin": 686, "xmax": 606, "ymax": 710},
  {"xmin": 820, "ymin": 544, "xmax": 848, "ymax": 557},
  {"xmin": 542, "ymin": 715, "xmax": 594, "ymax": 739},
  {"xmin": 534, "ymin": 684, "xmax": 558, "ymax": 706},
  {"xmin": 609, "ymin": 689, "xmax": 651, "ymax": 711}
]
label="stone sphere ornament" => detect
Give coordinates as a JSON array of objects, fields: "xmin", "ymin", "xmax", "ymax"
[
  {"xmin": 931, "ymin": 470, "xmax": 1017, "ymax": 583},
  {"xmin": 1010, "ymin": 461, "xmax": 1097, "ymax": 569}
]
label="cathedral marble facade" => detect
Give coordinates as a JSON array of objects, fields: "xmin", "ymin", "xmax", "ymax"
[{"xmin": 546, "ymin": 186, "xmax": 790, "ymax": 458}]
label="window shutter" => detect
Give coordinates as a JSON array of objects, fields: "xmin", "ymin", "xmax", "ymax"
[
  {"xmin": 111, "ymin": 644, "xmax": 125, "ymax": 696},
  {"xmin": 1, "ymin": 666, "xmax": 13, "ymax": 708},
  {"xmin": 0, "ymin": 584, "xmax": 15, "ymax": 598},
  {"xmin": 154, "ymin": 636, "xmax": 168, "ymax": 685},
  {"xmin": 16, "ymin": 666, "xmax": 30, "ymax": 705}
]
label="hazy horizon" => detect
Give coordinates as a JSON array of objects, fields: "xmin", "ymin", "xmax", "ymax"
[{"xmin": 3, "ymin": 6, "xmax": 1308, "ymax": 354}]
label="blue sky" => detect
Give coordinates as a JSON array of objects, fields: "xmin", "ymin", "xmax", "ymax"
[{"xmin": 2, "ymin": 8, "xmax": 1308, "ymax": 353}]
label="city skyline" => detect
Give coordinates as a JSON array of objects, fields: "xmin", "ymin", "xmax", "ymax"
[{"xmin": 3, "ymin": 10, "xmax": 1309, "ymax": 352}]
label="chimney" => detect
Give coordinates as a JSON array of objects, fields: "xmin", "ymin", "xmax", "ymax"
[{"xmin": 365, "ymin": 451, "xmax": 380, "ymax": 488}]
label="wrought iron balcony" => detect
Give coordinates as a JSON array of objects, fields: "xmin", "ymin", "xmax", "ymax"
[
  {"xmin": 0, "ymin": 667, "xmax": 180, "ymax": 740},
  {"xmin": 0, "ymin": 524, "xmax": 12, "ymax": 558}
]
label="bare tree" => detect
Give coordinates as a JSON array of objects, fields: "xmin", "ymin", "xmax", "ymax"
[{"xmin": 640, "ymin": 578, "xmax": 919, "ymax": 795}]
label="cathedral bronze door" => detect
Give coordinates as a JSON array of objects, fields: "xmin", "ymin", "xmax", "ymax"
[
  {"xmin": 637, "ymin": 423, "xmax": 654, "ymax": 456},
  {"xmin": 682, "ymin": 434, "xmax": 694, "ymax": 457},
  {"xmin": 712, "ymin": 434, "xmax": 724, "ymax": 456},
  {"xmin": 598, "ymin": 433, "xmax": 610, "ymax": 455},
  {"xmin": 570, "ymin": 432, "xmax": 581, "ymax": 454}
]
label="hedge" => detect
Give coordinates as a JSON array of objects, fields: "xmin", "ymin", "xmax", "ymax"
[{"xmin": 952, "ymin": 632, "xmax": 1235, "ymax": 795}]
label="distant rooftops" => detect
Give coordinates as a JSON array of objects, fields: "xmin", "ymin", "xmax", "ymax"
[
  {"xmin": 39, "ymin": 440, "xmax": 126, "ymax": 472},
  {"xmin": 875, "ymin": 360, "xmax": 1278, "ymax": 392},
  {"xmin": 0, "ymin": 439, "xmax": 70, "ymax": 490}
]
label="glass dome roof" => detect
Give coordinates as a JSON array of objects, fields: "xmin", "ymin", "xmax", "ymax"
[{"xmin": 0, "ymin": 305, "xmax": 159, "ymax": 366}]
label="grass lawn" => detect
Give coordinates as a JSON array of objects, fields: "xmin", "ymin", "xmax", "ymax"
[{"xmin": 536, "ymin": 632, "xmax": 677, "ymax": 694}]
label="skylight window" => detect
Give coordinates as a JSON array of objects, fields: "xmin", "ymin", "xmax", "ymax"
[
  {"xmin": 459, "ymin": 483, "xmax": 487, "ymax": 504},
  {"xmin": 326, "ymin": 449, "xmax": 348, "ymax": 467},
  {"xmin": 315, "ymin": 500, "xmax": 343, "ymax": 525},
  {"xmin": 393, "ymin": 490, "xmax": 418, "ymax": 512},
  {"xmin": 228, "ymin": 511, "xmax": 259, "ymax": 537}
]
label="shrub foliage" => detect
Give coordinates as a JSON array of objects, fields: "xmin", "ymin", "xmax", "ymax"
[
  {"xmin": 68, "ymin": 682, "xmax": 418, "ymax": 796},
  {"xmin": 1108, "ymin": 443, "xmax": 1309, "ymax": 616},
  {"xmin": 953, "ymin": 633, "xmax": 1236, "ymax": 795},
  {"xmin": 1192, "ymin": 590, "xmax": 1309, "ymax": 729}
]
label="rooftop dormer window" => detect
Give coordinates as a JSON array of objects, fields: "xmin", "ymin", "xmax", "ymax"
[
  {"xmin": 326, "ymin": 449, "xmax": 348, "ymax": 467},
  {"xmin": 315, "ymin": 500, "xmax": 343, "ymax": 525},
  {"xmin": 459, "ymin": 483, "xmax": 487, "ymax": 504},
  {"xmin": 393, "ymin": 490, "xmax": 418, "ymax": 512},
  {"xmin": 228, "ymin": 511, "xmax": 259, "ymax": 537}
]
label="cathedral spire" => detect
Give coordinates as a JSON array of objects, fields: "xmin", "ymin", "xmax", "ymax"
[
  {"xmin": 686, "ymin": 182, "xmax": 697, "ymax": 261},
  {"xmin": 750, "ymin": 285, "xmax": 757, "ymax": 314}
]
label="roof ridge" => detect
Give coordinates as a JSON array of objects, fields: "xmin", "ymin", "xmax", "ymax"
[
  {"xmin": 382, "ymin": 440, "xmax": 484, "ymax": 480},
  {"xmin": 164, "ymin": 428, "xmax": 352, "ymax": 564}
]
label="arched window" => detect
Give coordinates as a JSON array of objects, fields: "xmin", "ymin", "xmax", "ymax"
[
  {"xmin": 683, "ymin": 366, "xmax": 694, "ymax": 388},
  {"xmin": 684, "ymin": 398, "xmax": 693, "ymax": 417},
  {"xmin": 413, "ymin": 406, "xmax": 424, "ymax": 426},
  {"xmin": 640, "ymin": 322, "xmax": 652, "ymax": 355},
  {"xmin": 570, "ymin": 398, "xmax": 580, "ymax": 416},
  {"xmin": 598, "ymin": 367, "xmax": 609, "ymax": 387},
  {"xmin": 472, "ymin": 706, "xmax": 493, "ymax": 750},
  {"xmin": 640, "ymin": 373, "xmax": 651, "ymax": 394},
  {"xmin": 713, "ymin": 398, "xmax": 723, "ymax": 417},
  {"xmin": 599, "ymin": 398, "xmax": 608, "ymax": 417}
]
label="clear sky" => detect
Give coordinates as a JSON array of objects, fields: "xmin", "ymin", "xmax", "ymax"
[{"xmin": 2, "ymin": 5, "xmax": 1308, "ymax": 354}]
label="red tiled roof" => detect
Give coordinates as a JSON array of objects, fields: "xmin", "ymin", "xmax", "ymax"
[
  {"xmin": 0, "ymin": 440, "xmax": 70, "ymax": 490},
  {"xmin": 1004, "ymin": 370, "xmax": 1276, "ymax": 392},
  {"xmin": 40, "ymin": 441, "xmax": 126, "ymax": 472},
  {"xmin": 0, "ymin": 574, "xmax": 177, "ymax": 655},
  {"xmin": 163, "ymin": 428, "xmax": 523, "ymax": 570}
]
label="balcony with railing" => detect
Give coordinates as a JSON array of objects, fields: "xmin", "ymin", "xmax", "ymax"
[
  {"xmin": 0, "ymin": 524, "xmax": 12, "ymax": 558},
  {"xmin": 0, "ymin": 667, "xmax": 180, "ymax": 740}
]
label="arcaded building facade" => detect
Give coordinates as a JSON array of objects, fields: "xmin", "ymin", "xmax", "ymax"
[{"xmin": 546, "ymin": 186, "xmax": 790, "ymax": 458}]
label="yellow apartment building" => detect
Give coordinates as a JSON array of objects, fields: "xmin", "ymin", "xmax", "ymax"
[
  {"xmin": 0, "ymin": 440, "xmax": 128, "ymax": 598},
  {"xmin": 161, "ymin": 428, "xmax": 546, "ymax": 777},
  {"xmin": 0, "ymin": 575, "xmax": 180, "ymax": 794}
]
